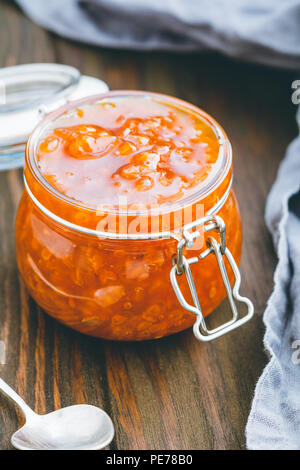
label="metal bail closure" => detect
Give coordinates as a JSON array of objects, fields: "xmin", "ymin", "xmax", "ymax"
[{"xmin": 170, "ymin": 215, "xmax": 254, "ymax": 342}]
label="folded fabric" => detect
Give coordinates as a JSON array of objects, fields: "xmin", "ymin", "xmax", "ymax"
[
  {"xmin": 16, "ymin": 0, "xmax": 300, "ymax": 69},
  {"xmin": 246, "ymin": 107, "xmax": 300, "ymax": 449}
]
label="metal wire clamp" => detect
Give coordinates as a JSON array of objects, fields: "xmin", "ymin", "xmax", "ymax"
[{"xmin": 170, "ymin": 215, "xmax": 254, "ymax": 342}]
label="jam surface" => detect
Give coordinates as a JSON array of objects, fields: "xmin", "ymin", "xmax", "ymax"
[{"xmin": 37, "ymin": 96, "xmax": 220, "ymax": 209}]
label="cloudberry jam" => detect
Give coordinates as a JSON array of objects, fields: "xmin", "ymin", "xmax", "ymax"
[
  {"xmin": 16, "ymin": 92, "xmax": 241, "ymax": 340},
  {"xmin": 36, "ymin": 96, "xmax": 219, "ymax": 209}
]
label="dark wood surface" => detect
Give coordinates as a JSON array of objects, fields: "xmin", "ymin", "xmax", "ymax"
[{"xmin": 0, "ymin": 1, "xmax": 298, "ymax": 450}]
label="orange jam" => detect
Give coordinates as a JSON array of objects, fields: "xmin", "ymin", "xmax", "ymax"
[{"xmin": 16, "ymin": 92, "xmax": 242, "ymax": 341}]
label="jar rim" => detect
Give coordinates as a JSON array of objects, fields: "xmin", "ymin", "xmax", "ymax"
[{"xmin": 25, "ymin": 90, "xmax": 232, "ymax": 217}]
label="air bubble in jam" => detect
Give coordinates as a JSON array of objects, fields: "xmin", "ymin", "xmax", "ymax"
[
  {"xmin": 39, "ymin": 136, "xmax": 59, "ymax": 153},
  {"xmin": 135, "ymin": 176, "xmax": 154, "ymax": 192}
]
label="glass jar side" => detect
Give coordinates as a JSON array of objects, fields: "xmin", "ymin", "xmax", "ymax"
[{"xmin": 15, "ymin": 187, "xmax": 241, "ymax": 341}]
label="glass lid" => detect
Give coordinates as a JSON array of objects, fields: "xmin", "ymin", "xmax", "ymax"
[{"xmin": 0, "ymin": 63, "xmax": 109, "ymax": 171}]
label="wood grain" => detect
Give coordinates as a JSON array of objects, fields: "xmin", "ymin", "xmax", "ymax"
[{"xmin": 0, "ymin": 0, "xmax": 298, "ymax": 450}]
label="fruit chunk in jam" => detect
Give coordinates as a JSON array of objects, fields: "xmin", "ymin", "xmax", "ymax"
[{"xmin": 16, "ymin": 93, "xmax": 242, "ymax": 341}]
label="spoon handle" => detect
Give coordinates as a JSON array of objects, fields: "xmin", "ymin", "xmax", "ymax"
[{"xmin": 0, "ymin": 378, "xmax": 35, "ymax": 420}]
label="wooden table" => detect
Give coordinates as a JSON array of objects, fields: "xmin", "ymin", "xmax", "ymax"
[{"xmin": 0, "ymin": 1, "xmax": 297, "ymax": 450}]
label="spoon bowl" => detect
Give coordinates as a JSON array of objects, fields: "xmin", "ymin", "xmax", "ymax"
[
  {"xmin": 11, "ymin": 405, "xmax": 115, "ymax": 450},
  {"xmin": 0, "ymin": 378, "xmax": 114, "ymax": 450}
]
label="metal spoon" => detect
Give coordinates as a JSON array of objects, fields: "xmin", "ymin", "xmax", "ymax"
[{"xmin": 0, "ymin": 378, "xmax": 114, "ymax": 450}]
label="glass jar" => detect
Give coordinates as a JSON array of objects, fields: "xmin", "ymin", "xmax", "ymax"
[{"xmin": 15, "ymin": 91, "xmax": 253, "ymax": 342}]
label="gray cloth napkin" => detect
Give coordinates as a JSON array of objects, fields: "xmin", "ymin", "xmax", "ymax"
[
  {"xmin": 15, "ymin": 0, "xmax": 300, "ymax": 449},
  {"xmin": 15, "ymin": 0, "xmax": 300, "ymax": 69},
  {"xmin": 246, "ymin": 108, "xmax": 300, "ymax": 450}
]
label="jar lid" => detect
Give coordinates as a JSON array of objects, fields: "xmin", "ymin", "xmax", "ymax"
[{"xmin": 0, "ymin": 63, "xmax": 109, "ymax": 171}]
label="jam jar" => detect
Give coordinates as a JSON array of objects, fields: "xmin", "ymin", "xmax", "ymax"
[{"xmin": 15, "ymin": 91, "xmax": 253, "ymax": 342}]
